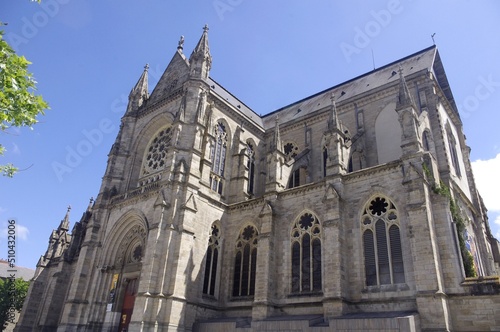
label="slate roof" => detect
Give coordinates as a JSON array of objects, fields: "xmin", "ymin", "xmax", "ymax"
[
  {"xmin": 208, "ymin": 77, "xmax": 263, "ymax": 128},
  {"xmin": 0, "ymin": 259, "xmax": 35, "ymax": 281},
  {"xmin": 259, "ymin": 45, "xmax": 456, "ymax": 130}
]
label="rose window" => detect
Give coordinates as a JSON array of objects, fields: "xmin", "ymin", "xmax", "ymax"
[{"xmin": 142, "ymin": 127, "xmax": 172, "ymax": 176}]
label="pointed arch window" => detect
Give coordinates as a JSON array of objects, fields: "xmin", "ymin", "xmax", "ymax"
[
  {"xmin": 323, "ymin": 146, "xmax": 328, "ymax": 177},
  {"xmin": 361, "ymin": 196, "xmax": 405, "ymax": 286},
  {"xmin": 233, "ymin": 225, "xmax": 258, "ymax": 297},
  {"xmin": 203, "ymin": 224, "xmax": 221, "ymax": 296},
  {"xmin": 348, "ymin": 156, "xmax": 354, "ymax": 173},
  {"xmin": 291, "ymin": 212, "xmax": 322, "ymax": 293},
  {"xmin": 422, "ymin": 130, "xmax": 430, "ymax": 152},
  {"xmin": 246, "ymin": 142, "xmax": 255, "ymax": 195},
  {"xmin": 446, "ymin": 127, "xmax": 461, "ymax": 177},
  {"xmin": 210, "ymin": 122, "xmax": 227, "ymax": 194}
]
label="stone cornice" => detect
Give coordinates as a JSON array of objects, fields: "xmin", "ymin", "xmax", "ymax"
[
  {"xmin": 343, "ymin": 160, "xmax": 401, "ymax": 182},
  {"xmin": 277, "ymin": 181, "xmax": 325, "ymax": 199},
  {"xmin": 137, "ymin": 88, "xmax": 184, "ymax": 119},
  {"xmin": 108, "ymin": 180, "xmax": 165, "ymax": 208},
  {"xmin": 227, "ymin": 196, "xmax": 265, "ymax": 212}
]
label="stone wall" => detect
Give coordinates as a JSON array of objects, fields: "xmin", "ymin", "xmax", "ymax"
[{"xmin": 449, "ymin": 295, "xmax": 500, "ymax": 331}]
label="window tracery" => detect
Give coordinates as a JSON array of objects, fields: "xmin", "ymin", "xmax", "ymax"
[
  {"xmin": 233, "ymin": 225, "xmax": 258, "ymax": 297},
  {"xmin": 361, "ymin": 195, "xmax": 404, "ymax": 286},
  {"xmin": 203, "ymin": 224, "xmax": 221, "ymax": 296},
  {"xmin": 210, "ymin": 122, "xmax": 227, "ymax": 194},
  {"xmin": 283, "ymin": 141, "xmax": 299, "ymax": 161},
  {"xmin": 116, "ymin": 225, "xmax": 147, "ymax": 267},
  {"xmin": 291, "ymin": 212, "xmax": 322, "ymax": 293},
  {"xmin": 141, "ymin": 127, "xmax": 173, "ymax": 179}
]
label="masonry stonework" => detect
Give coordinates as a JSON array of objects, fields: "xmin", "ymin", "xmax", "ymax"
[{"xmin": 16, "ymin": 27, "xmax": 500, "ymax": 331}]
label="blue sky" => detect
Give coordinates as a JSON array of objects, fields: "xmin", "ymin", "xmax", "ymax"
[{"xmin": 1, "ymin": 0, "xmax": 500, "ymax": 269}]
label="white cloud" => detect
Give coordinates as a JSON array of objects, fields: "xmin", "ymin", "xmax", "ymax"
[
  {"xmin": 471, "ymin": 153, "xmax": 500, "ymax": 213},
  {"xmin": 0, "ymin": 222, "xmax": 29, "ymax": 240},
  {"xmin": 492, "ymin": 214, "xmax": 500, "ymax": 241},
  {"xmin": 16, "ymin": 224, "xmax": 29, "ymax": 240},
  {"xmin": 12, "ymin": 142, "xmax": 20, "ymax": 155}
]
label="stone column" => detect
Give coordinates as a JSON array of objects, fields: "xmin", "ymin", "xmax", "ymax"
[
  {"xmin": 252, "ymin": 201, "xmax": 275, "ymax": 320},
  {"xmin": 321, "ymin": 183, "xmax": 347, "ymax": 318},
  {"xmin": 403, "ymin": 161, "xmax": 452, "ymax": 331}
]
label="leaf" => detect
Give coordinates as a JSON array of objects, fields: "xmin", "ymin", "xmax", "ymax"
[{"xmin": 0, "ymin": 29, "xmax": 49, "ymax": 176}]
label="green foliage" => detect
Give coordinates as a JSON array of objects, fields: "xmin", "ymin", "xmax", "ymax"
[
  {"xmin": 0, "ymin": 278, "xmax": 30, "ymax": 329},
  {"xmin": 0, "ymin": 29, "xmax": 49, "ymax": 176},
  {"xmin": 434, "ymin": 181, "xmax": 477, "ymax": 277},
  {"xmin": 433, "ymin": 180, "xmax": 450, "ymax": 196}
]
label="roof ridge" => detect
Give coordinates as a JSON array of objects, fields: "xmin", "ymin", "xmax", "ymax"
[{"xmin": 264, "ymin": 45, "xmax": 437, "ymax": 118}]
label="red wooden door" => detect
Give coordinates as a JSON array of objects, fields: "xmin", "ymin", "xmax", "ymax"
[{"xmin": 118, "ymin": 278, "xmax": 138, "ymax": 331}]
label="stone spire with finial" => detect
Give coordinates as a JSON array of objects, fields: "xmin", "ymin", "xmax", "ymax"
[
  {"xmin": 327, "ymin": 92, "xmax": 339, "ymax": 131},
  {"xmin": 127, "ymin": 64, "xmax": 149, "ymax": 114},
  {"xmin": 59, "ymin": 205, "xmax": 71, "ymax": 232},
  {"xmin": 189, "ymin": 24, "xmax": 212, "ymax": 79},
  {"xmin": 272, "ymin": 115, "xmax": 282, "ymax": 152},
  {"xmin": 396, "ymin": 65, "xmax": 415, "ymax": 110}
]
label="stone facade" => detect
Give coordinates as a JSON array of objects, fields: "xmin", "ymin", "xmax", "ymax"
[{"xmin": 16, "ymin": 27, "xmax": 500, "ymax": 331}]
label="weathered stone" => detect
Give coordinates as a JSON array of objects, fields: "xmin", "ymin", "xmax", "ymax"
[{"xmin": 15, "ymin": 29, "xmax": 500, "ymax": 332}]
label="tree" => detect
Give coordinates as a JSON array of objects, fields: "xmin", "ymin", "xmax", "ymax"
[
  {"xmin": 0, "ymin": 27, "xmax": 49, "ymax": 177},
  {"xmin": 0, "ymin": 277, "xmax": 30, "ymax": 329}
]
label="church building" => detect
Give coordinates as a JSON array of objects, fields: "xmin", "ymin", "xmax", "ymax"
[{"xmin": 16, "ymin": 26, "xmax": 500, "ymax": 331}]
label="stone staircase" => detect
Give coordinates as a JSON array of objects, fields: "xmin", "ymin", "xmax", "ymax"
[{"xmin": 193, "ymin": 312, "xmax": 419, "ymax": 331}]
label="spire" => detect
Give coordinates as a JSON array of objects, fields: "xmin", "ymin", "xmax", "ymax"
[
  {"xmin": 130, "ymin": 64, "xmax": 149, "ymax": 99},
  {"xmin": 272, "ymin": 116, "xmax": 282, "ymax": 152},
  {"xmin": 59, "ymin": 205, "xmax": 71, "ymax": 232},
  {"xmin": 189, "ymin": 25, "xmax": 212, "ymax": 79},
  {"xmin": 86, "ymin": 197, "xmax": 94, "ymax": 212},
  {"xmin": 127, "ymin": 64, "xmax": 149, "ymax": 113},
  {"xmin": 191, "ymin": 24, "xmax": 211, "ymax": 59},
  {"xmin": 327, "ymin": 92, "xmax": 339, "ymax": 131},
  {"xmin": 396, "ymin": 66, "xmax": 415, "ymax": 110}
]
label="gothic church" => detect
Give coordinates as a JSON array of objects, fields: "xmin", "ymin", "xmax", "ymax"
[{"xmin": 16, "ymin": 26, "xmax": 500, "ymax": 331}]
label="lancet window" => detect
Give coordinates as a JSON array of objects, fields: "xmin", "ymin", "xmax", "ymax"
[
  {"xmin": 203, "ymin": 223, "xmax": 221, "ymax": 296},
  {"xmin": 210, "ymin": 122, "xmax": 227, "ymax": 194},
  {"xmin": 246, "ymin": 142, "xmax": 255, "ymax": 195},
  {"xmin": 361, "ymin": 195, "xmax": 405, "ymax": 286},
  {"xmin": 232, "ymin": 225, "xmax": 258, "ymax": 297},
  {"xmin": 291, "ymin": 212, "xmax": 322, "ymax": 293},
  {"xmin": 446, "ymin": 126, "xmax": 461, "ymax": 177}
]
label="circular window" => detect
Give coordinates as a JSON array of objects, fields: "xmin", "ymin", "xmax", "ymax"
[{"xmin": 142, "ymin": 127, "xmax": 173, "ymax": 176}]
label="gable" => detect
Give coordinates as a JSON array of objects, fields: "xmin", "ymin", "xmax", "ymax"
[{"xmin": 148, "ymin": 50, "xmax": 190, "ymax": 104}]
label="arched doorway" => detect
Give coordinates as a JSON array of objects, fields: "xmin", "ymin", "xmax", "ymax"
[{"xmin": 104, "ymin": 223, "xmax": 147, "ymax": 331}]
